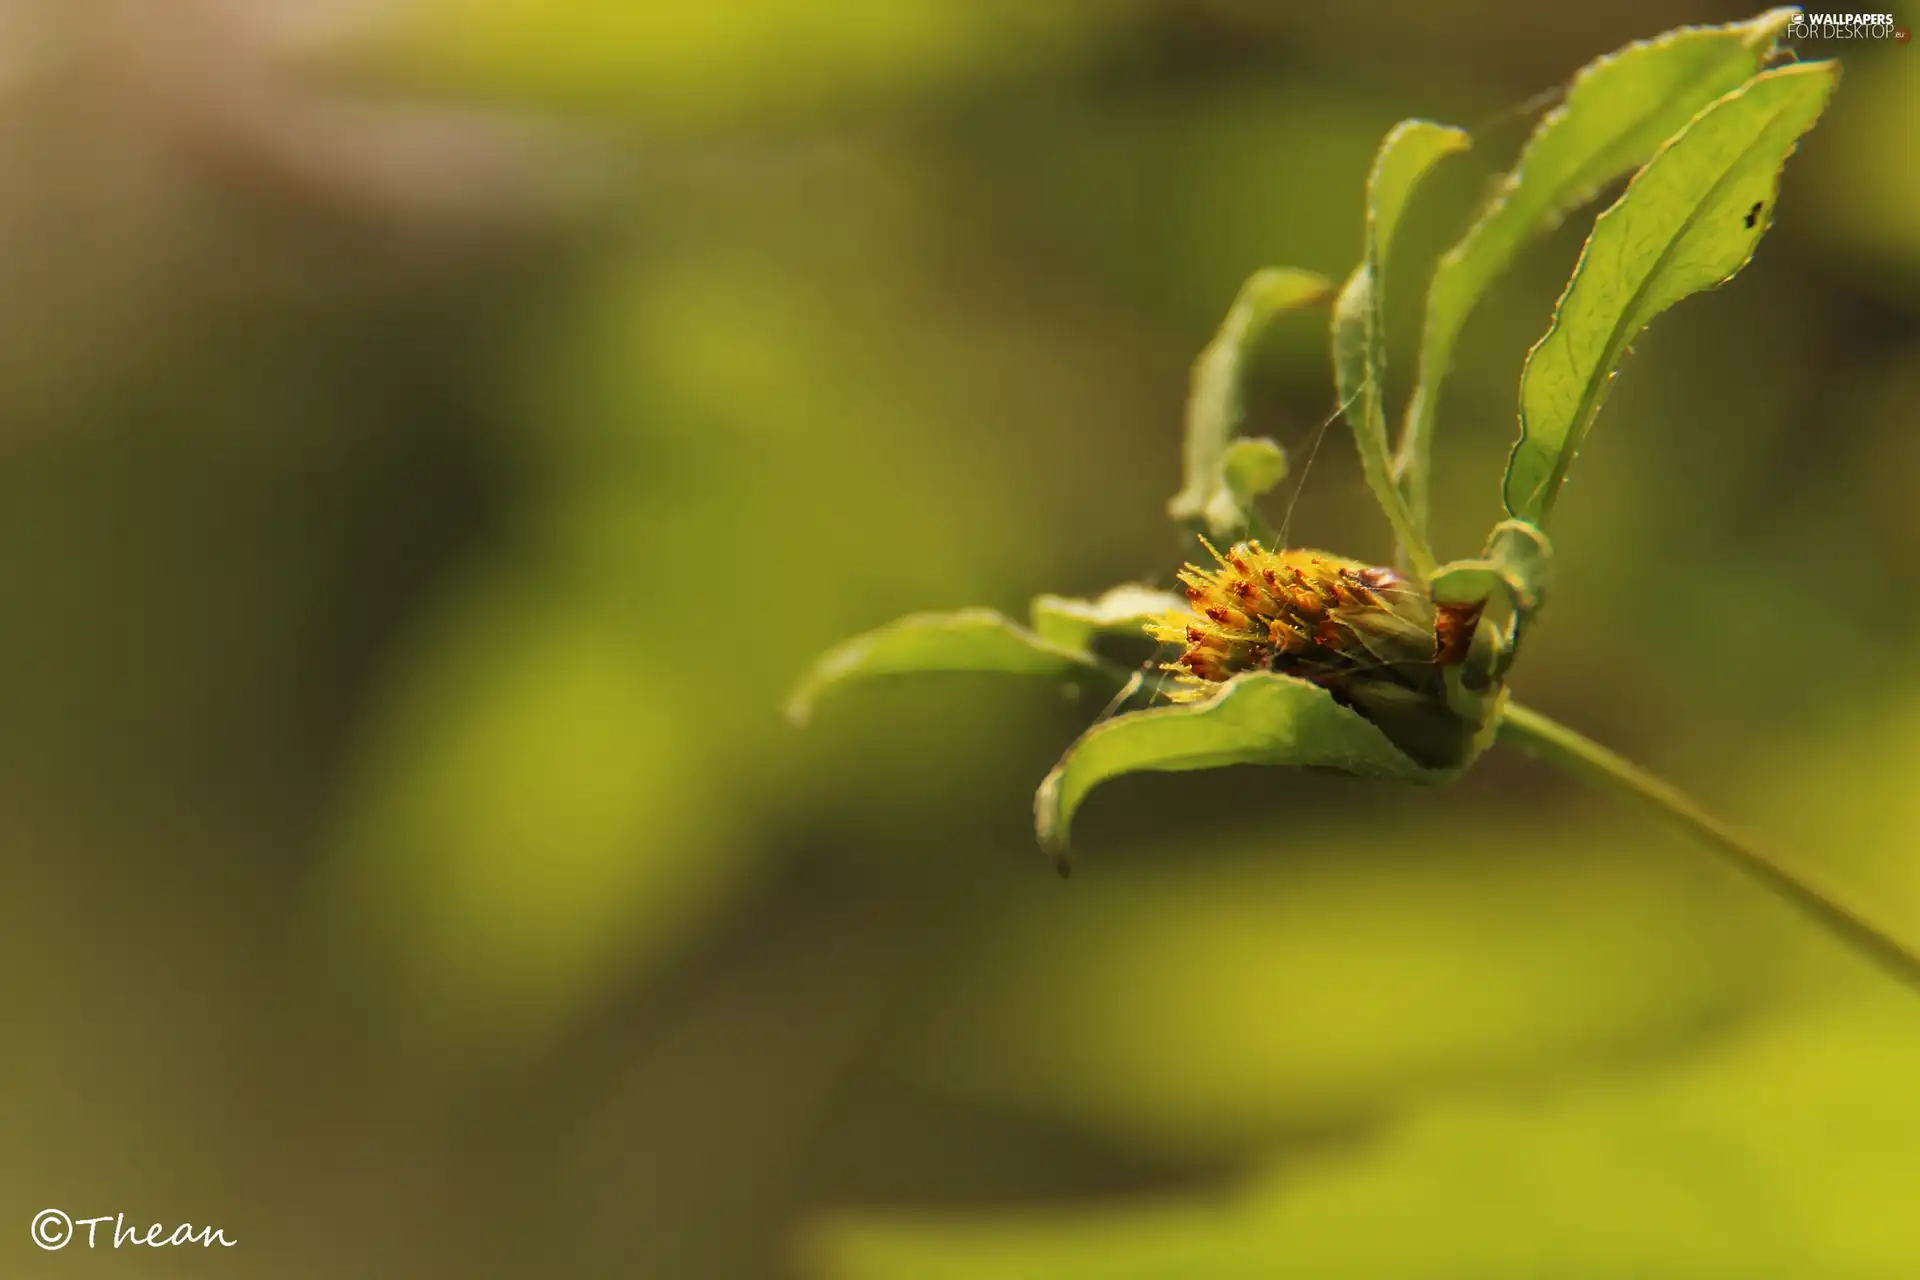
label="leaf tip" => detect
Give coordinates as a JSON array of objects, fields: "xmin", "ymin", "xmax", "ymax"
[
  {"xmin": 1034, "ymin": 764, "xmax": 1076, "ymax": 868},
  {"xmin": 1749, "ymin": 6, "xmax": 1802, "ymax": 48},
  {"xmin": 783, "ymin": 635, "xmax": 872, "ymax": 727}
]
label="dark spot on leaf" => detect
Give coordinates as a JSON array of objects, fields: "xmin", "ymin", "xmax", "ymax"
[{"xmin": 1744, "ymin": 201, "xmax": 1763, "ymax": 229}]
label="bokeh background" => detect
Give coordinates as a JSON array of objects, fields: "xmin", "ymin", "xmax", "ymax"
[{"xmin": 3, "ymin": 1, "xmax": 1916, "ymax": 1276}]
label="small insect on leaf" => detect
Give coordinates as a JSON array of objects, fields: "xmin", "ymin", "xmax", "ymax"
[
  {"xmin": 1392, "ymin": 7, "xmax": 1799, "ymax": 541},
  {"xmin": 1505, "ymin": 60, "xmax": 1841, "ymax": 528},
  {"xmin": 1745, "ymin": 200, "xmax": 1764, "ymax": 228}
]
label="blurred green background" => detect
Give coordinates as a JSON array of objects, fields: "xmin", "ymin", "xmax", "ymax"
[{"xmin": 2, "ymin": 2, "xmax": 1916, "ymax": 1276}]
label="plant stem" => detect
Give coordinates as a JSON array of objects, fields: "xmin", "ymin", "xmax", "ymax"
[{"xmin": 1498, "ymin": 701, "xmax": 1920, "ymax": 994}]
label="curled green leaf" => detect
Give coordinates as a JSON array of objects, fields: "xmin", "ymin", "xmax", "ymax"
[
  {"xmin": 785, "ymin": 609, "xmax": 1120, "ymax": 726},
  {"xmin": 1505, "ymin": 60, "xmax": 1840, "ymax": 526},
  {"xmin": 1431, "ymin": 520, "xmax": 1554, "ymax": 614},
  {"xmin": 1170, "ymin": 268, "xmax": 1331, "ymax": 540},
  {"xmin": 1030, "ymin": 585, "xmax": 1187, "ymax": 651},
  {"xmin": 1393, "ymin": 8, "xmax": 1798, "ymax": 536},
  {"xmin": 1483, "ymin": 519, "xmax": 1554, "ymax": 614},
  {"xmin": 1034, "ymin": 671, "xmax": 1457, "ymax": 870},
  {"xmin": 1432, "ymin": 520, "xmax": 1555, "ymax": 686},
  {"xmin": 1217, "ymin": 437, "xmax": 1288, "ymax": 518},
  {"xmin": 1332, "ymin": 119, "xmax": 1470, "ymax": 580}
]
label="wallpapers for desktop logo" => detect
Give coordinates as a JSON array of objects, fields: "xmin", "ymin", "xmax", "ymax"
[{"xmin": 1786, "ymin": 11, "xmax": 1910, "ymax": 40}]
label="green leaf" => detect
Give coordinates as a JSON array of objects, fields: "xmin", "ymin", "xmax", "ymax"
[
  {"xmin": 1215, "ymin": 437, "xmax": 1288, "ymax": 529},
  {"xmin": 1029, "ymin": 585, "xmax": 1185, "ymax": 651},
  {"xmin": 1393, "ymin": 8, "xmax": 1798, "ymax": 536},
  {"xmin": 1034, "ymin": 671, "xmax": 1449, "ymax": 868},
  {"xmin": 1170, "ymin": 268, "xmax": 1331, "ymax": 540},
  {"xmin": 1429, "ymin": 520, "xmax": 1553, "ymax": 690},
  {"xmin": 1431, "ymin": 520, "xmax": 1554, "ymax": 612},
  {"xmin": 884, "ymin": 828, "xmax": 1772, "ymax": 1163},
  {"xmin": 786, "ymin": 609, "xmax": 1119, "ymax": 726},
  {"xmin": 1505, "ymin": 60, "xmax": 1840, "ymax": 526},
  {"xmin": 803, "ymin": 998, "xmax": 1920, "ymax": 1280},
  {"xmin": 1332, "ymin": 120, "xmax": 1470, "ymax": 580}
]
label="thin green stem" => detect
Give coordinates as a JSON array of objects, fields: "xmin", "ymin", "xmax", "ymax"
[{"xmin": 1498, "ymin": 700, "xmax": 1920, "ymax": 995}]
